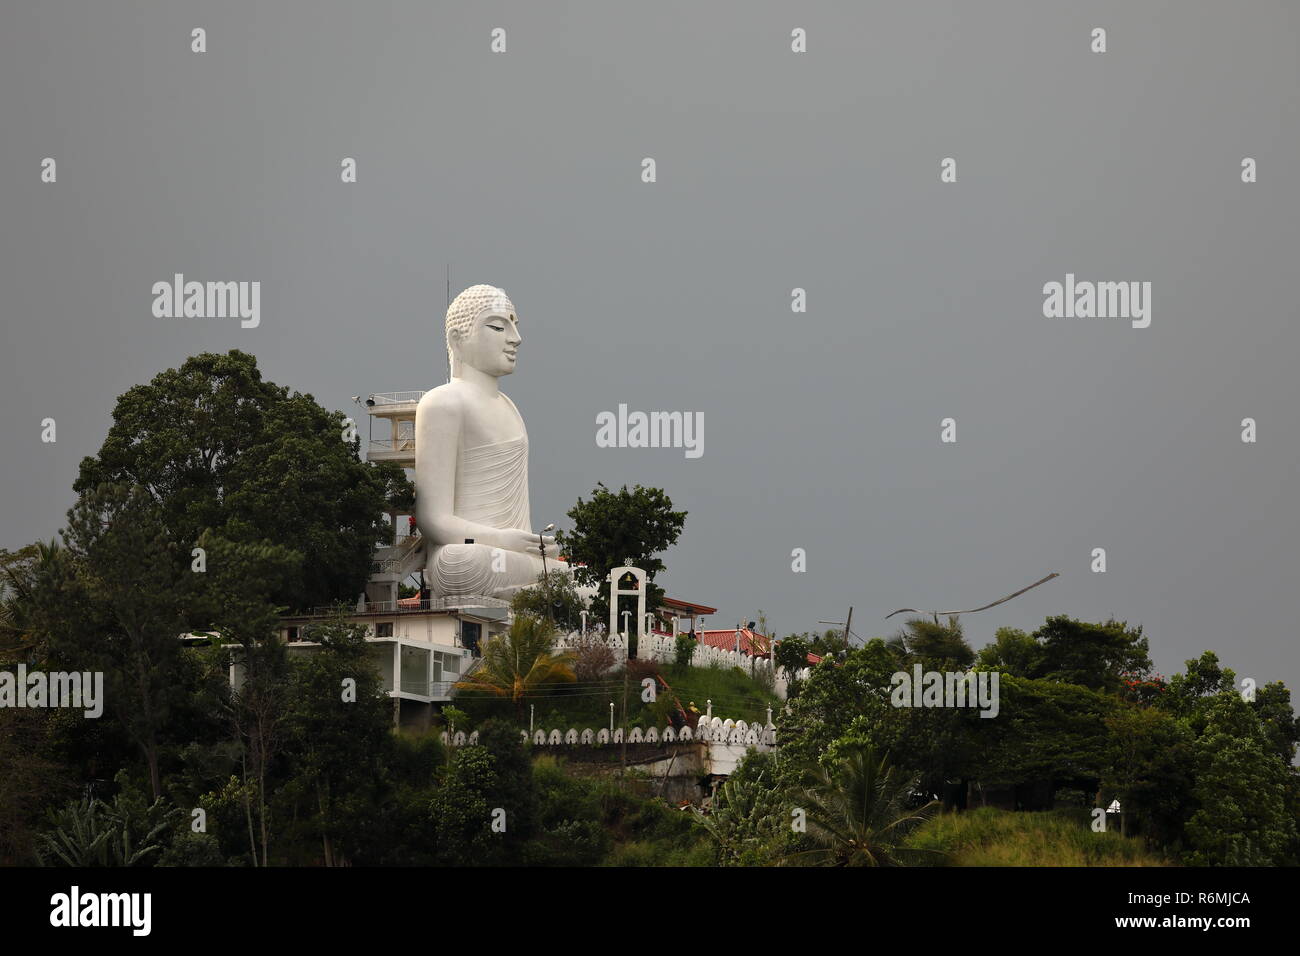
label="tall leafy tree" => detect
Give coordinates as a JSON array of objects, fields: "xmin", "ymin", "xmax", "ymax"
[
  {"xmin": 74, "ymin": 350, "xmax": 408, "ymax": 611},
  {"xmin": 48, "ymin": 484, "xmax": 192, "ymax": 799},
  {"xmin": 776, "ymin": 639, "xmax": 904, "ymax": 777},
  {"xmin": 774, "ymin": 636, "xmax": 811, "ymax": 698},
  {"xmin": 282, "ymin": 617, "xmax": 391, "ymax": 866},
  {"xmin": 1102, "ymin": 703, "xmax": 1194, "ymax": 840},
  {"xmin": 427, "ymin": 718, "xmax": 539, "ymax": 866},
  {"xmin": 1032, "ymin": 616, "xmax": 1152, "ymax": 693},
  {"xmin": 554, "ymin": 483, "xmax": 686, "ymax": 623},
  {"xmin": 225, "ymin": 639, "xmax": 290, "ymax": 867},
  {"xmin": 968, "ymin": 674, "xmax": 1113, "ymax": 793},
  {"xmin": 1183, "ymin": 694, "xmax": 1298, "ymax": 865},
  {"xmin": 975, "ymin": 626, "xmax": 1043, "ymax": 676}
]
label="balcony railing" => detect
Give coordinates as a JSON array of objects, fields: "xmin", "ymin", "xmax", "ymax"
[
  {"xmin": 368, "ymin": 391, "xmax": 426, "ymax": 406},
  {"xmin": 397, "ymin": 679, "xmax": 460, "ymax": 698}
]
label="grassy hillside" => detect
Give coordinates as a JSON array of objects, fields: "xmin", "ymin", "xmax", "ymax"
[
  {"xmin": 905, "ymin": 807, "xmax": 1172, "ymax": 866},
  {"xmin": 453, "ymin": 661, "xmax": 780, "ymax": 732}
]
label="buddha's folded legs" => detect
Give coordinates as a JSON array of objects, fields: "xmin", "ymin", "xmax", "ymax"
[{"xmin": 427, "ymin": 542, "xmax": 575, "ymax": 599}]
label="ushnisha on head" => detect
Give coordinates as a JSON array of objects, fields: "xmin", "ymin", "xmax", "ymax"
[{"xmin": 445, "ymin": 284, "xmax": 520, "ymax": 379}]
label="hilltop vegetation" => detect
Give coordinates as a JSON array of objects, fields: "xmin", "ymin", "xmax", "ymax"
[{"xmin": 905, "ymin": 807, "xmax": 1171, "ymax": 867}]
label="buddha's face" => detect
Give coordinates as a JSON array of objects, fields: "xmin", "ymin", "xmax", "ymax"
[{"xmin": 455, "ymin": 310, "xmax": 521, "ymax": 378}]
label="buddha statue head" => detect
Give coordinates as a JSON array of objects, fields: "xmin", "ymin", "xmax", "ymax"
[{"xmin": 445, "ymin": 284, "xmax": 520, "ymax": 380}]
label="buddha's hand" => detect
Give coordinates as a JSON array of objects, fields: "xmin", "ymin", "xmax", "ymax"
[{"xmin": 500, "ymin": 528, "xmax": 557, "ymax": 555}]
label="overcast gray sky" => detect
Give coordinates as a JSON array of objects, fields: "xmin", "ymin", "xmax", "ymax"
[{"xmin": 3, "ymin": 1, "xmax": 1298, "ymax": 692}]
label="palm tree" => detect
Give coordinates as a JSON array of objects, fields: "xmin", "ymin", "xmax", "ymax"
[
  {"xmin": 887, "ymin": 616, "xmax": 974, "ymax": 668},
  {"xmin": 785, "ymin": 742, "xmax": 940, "ymax": 866},
  {"xmin": 453, "ymin": 614, "xmax": 575, "ymax": 721},
  {"xmin": 0, "ymin": 539, "xmax": 63, "ymax": 664}
]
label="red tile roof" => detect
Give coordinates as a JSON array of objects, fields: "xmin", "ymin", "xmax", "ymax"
[
  {"xmin": 693, "ymin": 630, "xmax": 824, "ymax": 666},
  {"xmin": 660, "ymin": 597, "xmax": 719, "ymax": 615},
  {"xmin": 696, "ymin": 628, "xmax": 771, "ymax": 656}
]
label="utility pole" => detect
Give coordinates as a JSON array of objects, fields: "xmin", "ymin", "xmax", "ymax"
[{"xmin": 819, "ymin": 605, "xmax": 855, "ymax": 655}]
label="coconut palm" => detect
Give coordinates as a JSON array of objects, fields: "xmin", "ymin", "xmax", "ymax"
[
  {"xmin": 453, "ymin": 614, "xmax": 575, "ymax": 720},
  {"xmin": 0, "ymin": 539, "xmax": 63, "ymax": 663},
  {"xmin": 785, "ymin": 742, "xmax": 940, "ymax": 866}
]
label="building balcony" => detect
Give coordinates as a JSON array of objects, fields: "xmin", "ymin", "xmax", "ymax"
[{"xmin": 364, "ymin": 391, "xmax": 424, "ymax": 418}]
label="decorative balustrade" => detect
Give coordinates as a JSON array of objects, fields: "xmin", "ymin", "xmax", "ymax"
[{"xmin": 435, "ymin": 716, "xmax": 778, "ymax": 750}]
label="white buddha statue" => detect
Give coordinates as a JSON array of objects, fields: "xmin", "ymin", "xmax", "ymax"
[{"xmin": 414, "ymin": 284, "xmax": 573, "ymax": 599}]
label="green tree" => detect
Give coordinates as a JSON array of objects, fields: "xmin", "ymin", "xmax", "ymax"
[
  {"xmin": 975, "ymin": 617, "xmax": 1151, "ymax": 693},
  {"xmin": 454, "ymin": 615, "xmax": 574, "ymax": 721},
  {"xmin": 226, "ymin": 638, "xmax": 290, "ymax": 866},
  {"xmin": 1161, "ymin": 651, "xmax": 1237, "ymax": 726},
  {"xmin": 1251, "ymin": 680, "xmax": 1300, "ymax": 766},
  {"xmin": 0, "ymin": 541, "xmax": 63, "ymax": 666},
  {"xmin": 888, "ymin": 616, "xmax": 974, "ymax": 668},
  {"xmin": 428, "ymin": 725, "xmax": 539, "ymax": 868},
  {"xmin": 524, "ymin": 756, "xmax": 611, "ymax": 865},
  {"xmin": 808, "ymin": 627, "xmax": 850, "ymax": 657},
  {"xmin": 509, "ymin": 572, "xmax": 586, "ymax": 633},
  {"xmin": 282, "ymin": 616, "xmax": 392, "ymax": 866},
  {"xmin": 674, "ymin": 633, "xmax": 697, "ymax": 670},
  {"xmin": 429, "ymin": 745, "xmax": 498, "ymax": 866},
  {"xmin": 776, "ymin": 639, "xmax": 903, "ymax": 781},
  {"xmin": 785, "ymin": 743, "xmax": 938, "ymax": 867},
  {"xmin": 554, "ymin": 483, "xmax": 686, "ymax": 624},
  {"xmin": 694, "ymin": 750, "xmax": 788, "ymax": 865},
  {"xmin": 975, "ymin": 626, "xmax": 1042, "ymax": 676},
  {"xmin": 1102, "ymin": 703, "xmax": 1194, "ymax": 840},
  {"xmin": 73, "ymin": 350, "xmax": 408, "ymax": 611},
  {"xmin": 774, "ymin": 636, "xmax": 810, "ymax": 698},
  {"xmin": 46, "ymin": 484, "xmax": 191, "ymax": 799},
  {"xmin": 0, "ymin": 706, "xmax": 71, "ymax": 865},
  {"xmin": 1033, "ymin": 616, "xmax": 1151, "ymax": 693},
  {"xmin": 969, "ymin": 674, "xmax": 1113, "ymax": 793},
  {"xmin": 1183, "ymin": 694, "xmax": 1298, "ymax": 865}
]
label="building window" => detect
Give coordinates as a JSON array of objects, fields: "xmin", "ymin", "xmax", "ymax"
[
  {"xmin": 460, "ymin": 621, "xmax": 481, "ymax": 655},
  {"xmin": 286, "ymin": 627, "xmax": 300, "ymax": 643},
  {"xmin": 433, "ymin": 651, "xmax": 459, "ymax": 689},
  {"xmin": 376, "ymin": 622, "xmax": 394, "ymax": 638}
]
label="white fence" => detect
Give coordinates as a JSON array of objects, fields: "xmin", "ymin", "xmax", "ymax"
[{"xmin": 439, "ymin": 715, "xmax": 776, "ymax": 749}]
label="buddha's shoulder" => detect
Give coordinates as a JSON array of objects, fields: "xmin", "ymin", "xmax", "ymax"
[{"xmin": 417, "ymin": 383, "xmax": 467, "ymax": 418}]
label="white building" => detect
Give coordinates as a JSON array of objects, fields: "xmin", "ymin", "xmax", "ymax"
[{"xmin": 267, "ymin": 599, "xmax": 509, "ymax": 729}]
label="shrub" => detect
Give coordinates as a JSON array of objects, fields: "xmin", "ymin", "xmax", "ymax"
[
  {"xmin": 674, "ymin": 635, "xmax": 696, "ymax": 670},
  {"xmin": 574, "ymin": 641, "xmax": 617, "ymax": 683}
]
